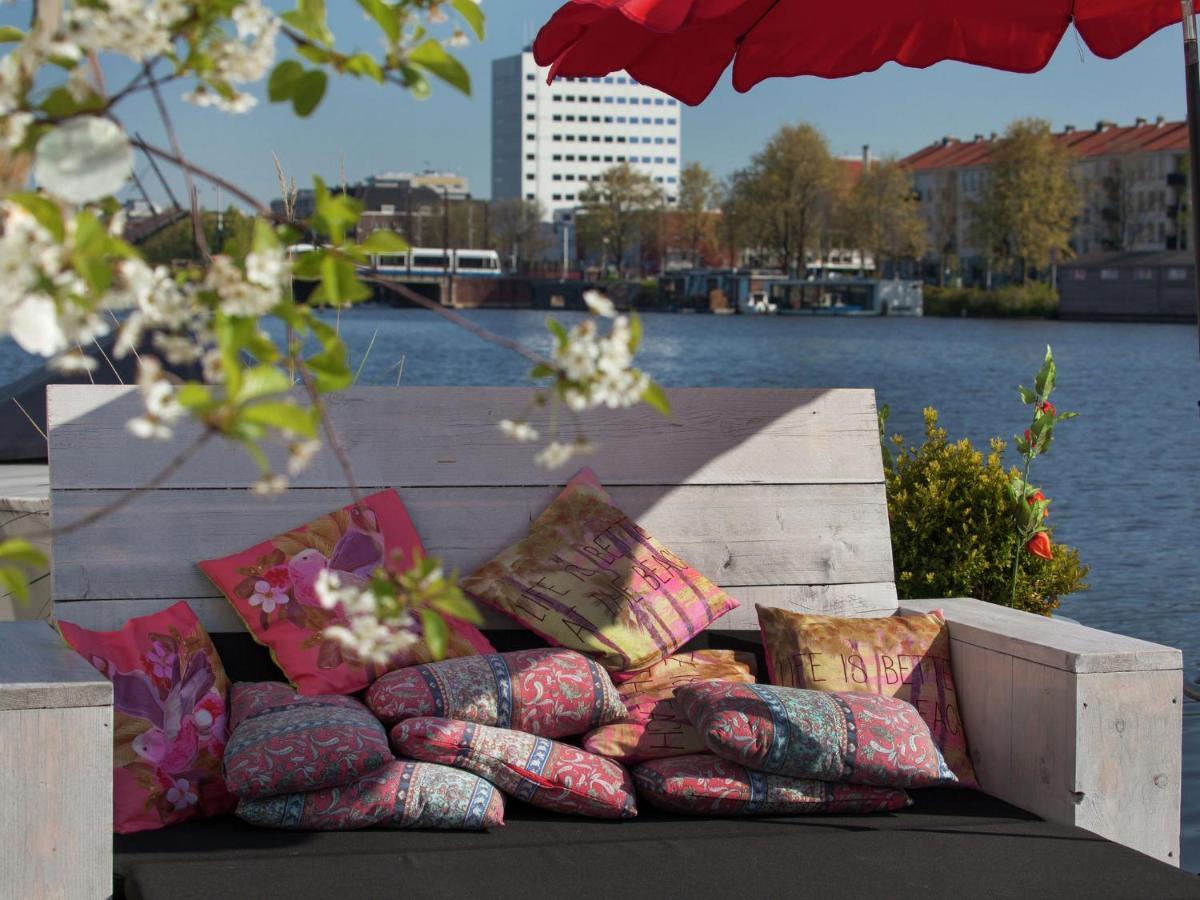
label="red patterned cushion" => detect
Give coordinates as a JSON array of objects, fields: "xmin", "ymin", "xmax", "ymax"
[
  {"xmin": 678, "ymin": 681, "xmax": 956, "ymax": 788},
  {"xmin": 366, "ymin": 648, "xmax": 626, "ymax": 738},
  {"xmin": 198, "ymin": 489, "xmax": 494, "ymax": 696},
  {"xmin": 392, "ymin": 717, "xmax": 638, "ymax": 820},
  {"xmin": 57, "ymin": 602, "xmax": 235, "ymax": 833},
  {"xmin": 583, "ymin": 650, "xmax": 757, "ymax": 763},
  {"xmin": 633, "ymin": 754, "xmax": 910, "ymax": 816},
  {"xmin": 223, "ymin": 682, "xmax": 391, "ymax": 799},
  {"xmin": 236, "ymin": 759, "xmax": 504, "ymax": 830}
]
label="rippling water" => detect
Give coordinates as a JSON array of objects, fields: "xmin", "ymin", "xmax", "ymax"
[{"xmin": 3, "ymin": 310, "xmax": 1198, "ymax": 868}]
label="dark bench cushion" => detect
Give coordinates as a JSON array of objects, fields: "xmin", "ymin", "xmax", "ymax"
[{"xmin": 116, "ymin": 790, "xmax": 1200, "ymax": 900}]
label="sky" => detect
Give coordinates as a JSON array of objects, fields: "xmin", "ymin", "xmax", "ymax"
[{"xmin": 7, "ymin": 1, "xmax": 1193, "ymax": 207}]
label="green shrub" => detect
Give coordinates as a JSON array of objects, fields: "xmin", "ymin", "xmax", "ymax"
[
  {"xmin": 925, "ymin": 283, "xmax": 1058, "ymax": 318},
  {"xmin": 884, "ymin": 408, "xmax": 1088, "ymax": 615}
]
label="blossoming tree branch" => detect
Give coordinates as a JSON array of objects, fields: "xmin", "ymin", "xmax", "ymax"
[{"xmin": 0, "ymin": 0, "xmax": 667, "ymax": 661}]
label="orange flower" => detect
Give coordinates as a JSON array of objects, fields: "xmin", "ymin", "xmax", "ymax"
[
  {"xmin": 1027, "ymin": 491, "xmax": 1049, "ymax": 519},
  {"xmin": 1026, "ymin": 532, "xmax": 1053, "ymax": 560},
  {"xmin": 1039, "ymin": 401, "xmax": 1056, "ymax": 417}
]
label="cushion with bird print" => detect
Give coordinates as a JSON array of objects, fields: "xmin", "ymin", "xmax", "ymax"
[
  {"xmin": 57, "ymin": 601, "xmax": 236, "ymax": 834},
  {"xmin": 460, "ymin": 468, "xmax": 739, "ymax": 674},
  {"xmin": 199, "ymin": 489, "xmax": 494, "ymax": 696}
]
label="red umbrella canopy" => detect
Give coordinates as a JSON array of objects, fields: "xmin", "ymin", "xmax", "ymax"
[{"xmin": 534, "ymin": 0, "xmax": 1182, "ymax": 105}]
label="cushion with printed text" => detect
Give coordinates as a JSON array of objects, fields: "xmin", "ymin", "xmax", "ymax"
[
  {"xmin": 236, "ymin": 759, "xmax": 504, "ymax": 831},
  {"xmin": 633, "ymin": 754, "xmax": 910, "ymax": 816},
  {"xmin": 678, "ymin": 680, "xmax": 957, "ymax": 789},
  {"xmin": 58, "ymin": 601, "xmax": 236, "ymax": 834},
  {"xmin": 460, "ymin": 468, "xmax": 739, "ymax": 673},
  {"xmin": 223, "ymin": 682, "xmax": 391, "ymax": 800},
  {"xmin": 198, "ymin": 490, "xmax": 493, "ymax": 696},
  {"xmin": 756, "ymin": 606, "xmax": 977, "ymax": 787},
  {"xmin": 392, "ymin": 717, "xmax": 638, "ymax": 819},
  {"xmin": 366, "ymin": 647, "xmax": 626, "ymax": 738},
  {"xmin": 582, "ymin": 650, "xmax": 757, "ymax": 763}
]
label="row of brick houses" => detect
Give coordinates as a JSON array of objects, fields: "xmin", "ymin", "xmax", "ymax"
[{"xmin": 902, "ymin": 118, "xmax": 1190, "ymax": 285}]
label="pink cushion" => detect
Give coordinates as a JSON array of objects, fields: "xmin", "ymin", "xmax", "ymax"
[
  {"xmin": 633, "ymin": 754, "xmax": 910, "ymax": 816},
  {"xmin": 366, "ymin": 648, "xmax": 626, "ymax": 738},
  {"xmin": 223, "ymin": 682, "xmax": 391, "ymax": 799},
  {"xmin": 236, "ymin": 759, "xmax": 505, "ymax": 830},
  {"xmin": 198, "ymin": 489, "xmax": 493, "ymax": 695},
  {"xmin": 678, "ymin": 681, "xmax": 957, "ymax": 789},
  {"xmin": 582, "ymin": 650, "xmax": 757, "ymax": 763},
  {"xmin": 460, "ymin": 468, "xmax": 739, "ymax": 673},
  {"xmin": 392, "ymin": 717, "xmax": 638, "ymax": 820},
  {"xmin": 57, "ymin": 602, "xmax": 235, "ymax": 834}
]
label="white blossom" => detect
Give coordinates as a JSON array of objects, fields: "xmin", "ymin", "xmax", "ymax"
[
  {"xmin": 286, "ymin": 439, "xmax": 321, "ymax": 476},
  {"xmin": 583, "ymin": 290, "xmax": 616, "ymax": 318},
  {"xmin": 498, "ymin": 419, "xmax": 539, "ymax": 442},
  {"xmin": 535, "ymin": 441, "xmax": 576, "ymax": 469},
  {"xmin": 314, "ymin": 569, "xmax": 420, "ymax": 666},
  {"xmin": 126, "ymin": 357, "xmax": 184, "ymax": 441}
]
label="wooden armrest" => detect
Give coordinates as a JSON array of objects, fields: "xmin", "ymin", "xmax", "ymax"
[
  {"xmin": 901, "ymin": 598, "xmax": 1183, "ymax": 865},
  {"xmin": 0, "ymin": 622, "xmax": 113, "ymax": 897}
]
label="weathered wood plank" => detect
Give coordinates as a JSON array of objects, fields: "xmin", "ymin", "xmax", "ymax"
[
  {"xmin": 0, "ymin": 507, "xmax": 53, "ymax": 622},
  {"xmin": 0, "ymin": 704, "xmax": 112, "ymax": 898},
  {"xmin": 900, "ymin": 597, "xmax": 1180, "ymax": 674},
  {"xmin": 47, "ymin": 386, "xmax": 885, "ymax": 488},
  {"xmin": 0, "ymin": 621, "xmax": 112, "ymax": 711},
  {"xmin": 52, "ymin": 584, "xmax": 901, "ymax": 635},
  {"xmin": 52, "ymin": 484, "xmax": 895, "ymax": 603}
]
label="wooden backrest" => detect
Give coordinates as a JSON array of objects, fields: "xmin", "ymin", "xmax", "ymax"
[{"xmin": 46, "ymin": 385, "xmax": 897, "ymax": 634}]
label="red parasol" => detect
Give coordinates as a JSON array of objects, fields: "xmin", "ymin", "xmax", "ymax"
[{"xmin": 535, "ymin": 0, "xmax": 1200, "ymax": 344}]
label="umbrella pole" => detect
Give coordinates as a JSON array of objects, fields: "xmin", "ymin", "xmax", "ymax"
[{"xmin": 1183, "ymin": 1, "xmax": 1200, "ymax": 354}]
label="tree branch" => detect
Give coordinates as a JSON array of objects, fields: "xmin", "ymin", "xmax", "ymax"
[{"xmin": 145, "ymin": 63, "xmax": 211, "ymax": 262}]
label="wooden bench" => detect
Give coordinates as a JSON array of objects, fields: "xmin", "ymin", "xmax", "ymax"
[{"xmin": 0, "ymin": 384, "xmax": 1186, "ymax": 898}]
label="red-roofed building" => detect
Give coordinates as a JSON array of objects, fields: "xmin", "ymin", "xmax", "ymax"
[{"xmin": 902, "ymin": 119, "xmax": 1189, "ymax": 284}]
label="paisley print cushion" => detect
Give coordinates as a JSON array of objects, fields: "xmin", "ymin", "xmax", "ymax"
[
  {"xmin": 57, "ymin": 601, "xmax": 235, "ymax": 834},
  {"xmin": 223, "ymin": 682, "xmax": 391, "ymax": 799},
  {"xmin": 199, "ymin": 489, "xmax": 493, "ymax": 697},
  {"xmin": 756, "ymin": 605, "xmax": 978, "ymax": 787},
  {"xmin": 236, "ymin": 759, "xmax": 504, "ymax": 831},
  {"xmin": 460, "ymin": 468, "xmax": 739, "ymax": 673},
  {"xmin": 392, "ymin": 717, "xmax": 638, "ymax": 820},
  {"xmin": 633, "ymin": 754, "xmax": 910, "ymax": 817},
  {"xmin": 677, "ymin": 681, "xmax": 957, "ymax": 788},
  {"xmin": 583, "ymin": 650, "xmax": 757, "ymax": 763},
  {"xmin": 366, "ymin": 648, "xmax": 626, "ymax": 738}
]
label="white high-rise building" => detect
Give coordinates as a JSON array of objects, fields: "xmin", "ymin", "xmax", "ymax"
[{"xmin": 492, "ymin": 50, "xmax": 683, "ymax": 223}]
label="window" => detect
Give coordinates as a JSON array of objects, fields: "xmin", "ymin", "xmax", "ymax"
[
  {"xmin": 604, "ymin": 155, "xmax": 613, "ymax": 162},
  {"xmin": 1168, "ymin": 267, "xmax": 1189, "ymax": 280},
  {"xmin": 1133, "ymin": 268, "xmax": 1154, "ymax": 280},
  {"xmin": 566, "ymin": 194, "xmax": 576, "ymax": 201},
  {"xmin": 525, "ymin": 114, "xmax": 534, "ymax": 121},
  {"xmin": 591, "ymin": 135, "xmax": 601, "ymax": 142},
  {"xmin": 668, "ymin": 157, "xmax": 677, "ymax": 164},
  {"xmin": 668, "ymin": 118, "xmax": 677, "ymax": 125},
  {"xmin": 667, "ymin": 176, "xmax": 677, "ymax": 184},
  {"xmin": 565, "ymin": 114, "xmax": 575, "ymax": 121},
  {"xmin": 654, "ymin": 137, "xmax": 664, "ymax": 144},
  {"xmin": 525, "ymin": 133, "xmax": 535, "ymax": 140},
  {"xmin": 617, "ymin": 97, "xmax": 627, "ymax": 104},
  {"xmin": 553, "ymin": 114, "xmax": 562, "ymax": 121},
  {"xmin": 525, "ymin": 93, "xmax": 535, "ymax": 101},
  {"xmin": 592, "ymin": 154, "xmax": 601, "ymax": 161},
  {"xmin": 654, "ymin": 156, "xmax": 664, "ymax": 163},
  {"xmin": 604, "ymin": 77, "xmax": 614, "ymax": 84},
  {"xmin": 553, "ymin": 193, "xmax": 562, "ymax": 201},
  {"xmin": 565, "ymin": 174, "xmax": 575, "ymax": 181},
  {"xmin": 552, "ymin": 134, "xmax": 562, "ymax": 141},
  {"xmin": 1099, "ymin": 268, "xmax": 1120, "ymax": 281},
  {"xmin": 604, "ymin": 116, "xmax": 613, "ymax": 123},
  {"xmin": 527, "ymin": 154, "xmax": 536, "ymax": 161},
  {"xmin": 553, "ymin": 174, "xmax": 562, "ymax": 181},
  {"xmin": 668, "ymin": 99, "xmax": 677, "ymax": 106},
  {"xmin": 604, "ymin": 97, "xmax": 614, "ymax": 104},
  {"xmin": 526, "ymin": 73, "xmax": 535, "ymax": 81},
  {"xmin": 552, "ymin": 154, "xmax": 562, "ymax": 161},
  {"xmin": 565, "ymin": 154, "xmax": 575, "ymax": 161},
  {"xmin": 592, "ymin": 96, "xmax": 601, "ymax": 102},
  {"xmin": 617, "ymin": 136, "xmax": 626, "ymax": 143},
  {"xmin": 413, "ymin": 253, "xmax": 448, "ymax": 268},
  {"xmin": 565, "ymin": 135, "xmax": 574, "ymax": 141},
  {"xmin": 655, "ymin": 176, "xmax": 663, "ymax": 183},
  {"xmin": 604, "ymin": 136, "xmax": 614, "ymax": 143},
  {"xmin": 525, "ymin": 173, "xmax": 535, "ymax": 180},
  {"xmin": 654, "ymin": 98, "xmax": 665, "ymax": 105},
  {"xmin": 617, "ymin": 116, "xmax": 626, "ymax": 123},
  {"xmin": 553, "ymin": 94, "xmax": 562, "ymax": 101},
  {"xmin": 525, "ymin": 193, "xmax": 535, "ymax": 200},
  {"xmin": 668, "ymin": 137, "xmax": 677, "ymax": 145},
  {"xmin": 654, "ymin": 118, "xmax": 664, "ymax": 125}
]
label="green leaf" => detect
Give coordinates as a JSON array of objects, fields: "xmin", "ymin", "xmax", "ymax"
[
  {"xmin": 1018, "ymin": 385, "xmax": 1037, "ymax": 405},
  {"xmin": 359, "ymin": 230, "xmax": 409, "ymax": 253},
  {"xmin": 70, "ymin": 211, "xmax": 113, "ymax": 292},
  {"xmin": 344, "ymin": 52, "xmax": 385, "ymax": 83},
  {"xmin": 240, "ymin": 401, "xmax": 319, "ymax": 437},
  {"xmin": 529, "ymin": 363, "xmax": 555, "ymax": 379},
  {"xmin": 0, "ymin": 539, "xmax": 47, "ymax": 569},
  {"xmin": 236, "ymin": 364, "xmax": 292, "ymax": 403},
  {"xmin": 175, "ymin": 383, "xmax": 215, "ymax": 411},
  {"xmin": 282, "ymin": 0, "xmax": 332, "ymax": 44},
  {"xmin": 407, "ymin": 39, "xmax": 471, "ymax": 95},
  {"xmin": 292, "ymin": 248, "xmax": 325, "ymax": 280},
  {"xmin": 397, "ymin": 65, "xmax": 431, "ymax": 100},
  {"xmin": 356, "ymin": 0, "xmax": 400, "ymax": 44},
  {"xmin": 1056, "ymin": 412, "xmax": 1079, "ymax": 422},
  {"xmin": 628, "ymin": 312, "xmax": 643, "ymax": 353},
  {"xmin": 450, "ymin": 0, "xmax": 486, "ymax": 40},
  {"xmin": 251, "ymin": 217, "xmax": 282, "ymax": 253},
  {"xmin": 312, "ymin": 176, "xmax": 363, "ymax": 245},
  {"xmin": 10, "ymin": 192, "xmax": 64, "ymax": 242},
  {"xmin": 306, "ymin": 342, "xmax": 352, "ymax": 393},
  {"xmin": 267, "ymin": 60, "xmax": 304, "ymax": 102},
  {"xmin": 419, "ymin": 609, "xmax": 450, "ymax": 660},
  {"xmin": 545, "ymin": 317, "xmax": 569, "ymax": 349},
  {"xmin": 0, "ymin": 26, "xmax": 25, "ymax": 43},
  {"xmin": 313, "ymin": 255, "xmax": 371, "ymax": 305},
  {"xmin": 292, "ymin": 69, "xmax": 328, "ymax": 117},
  {"xmin": 430, "ymin": 591, "xmax": 484, "ymax": 625},
  {"xmin": 641, "ymin": 381, "xmax": 671, "ymax": 416},
  {"xmin": 0, "ymin": 567, "xmax": 30, "ymax": 603}
]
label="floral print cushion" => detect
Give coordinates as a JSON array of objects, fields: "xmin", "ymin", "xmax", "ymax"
[
  {"xmin": 633, "ymin": 754, "xmax": 910, "ymax": 817},
  {"xmin": 57, "ymin": 601, "xmax": 235, "ymax": 834},
  {"xmin": 198, "ymin": 489, "xmax": 494, "ymax": 696},
  {"xmin": 460, "ymin": 468, "xmax": 739, "ymax": 673},
  {"xmin": 392, "ymin": 717, "xmax": 638, "ymax": 820},
  {"xmin": 677, "ymin": 681, "xmax": 957, "ymax": 789},
  {"xmin": 366, "ymin": 647, "xmax": 626, "ymax": 738},
  {"xmin": 582, "ymin": 650, "xmax": 757, "ymax": 764},
  {"xmin": 236, "ymin": 759, "xmax": 504, "ymax": 831},
  {"xmin": 222, "ymin": 682, "xmax": 391, "ymax": 800},
  {"xmin": 756, "ymin": 606, "xmax": 978, "ymax": 787}
]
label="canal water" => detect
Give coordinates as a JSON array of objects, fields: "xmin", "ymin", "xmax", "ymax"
[{"xmin": 2, "ymin": 310, "xmax": 1199, "ymax": 869}]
